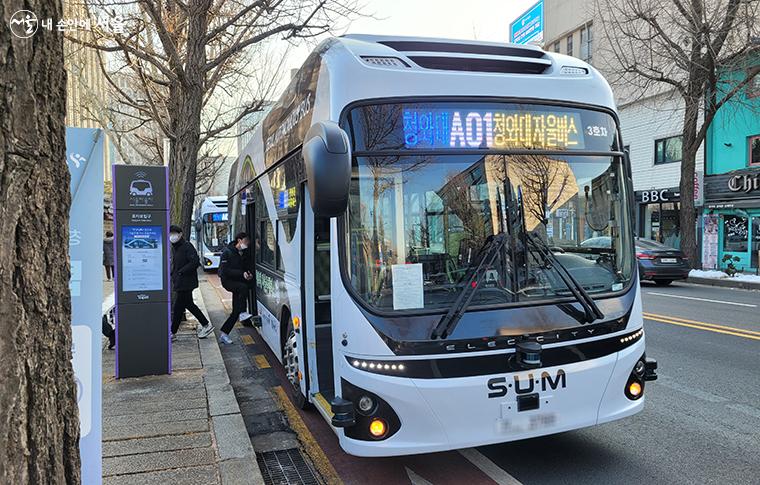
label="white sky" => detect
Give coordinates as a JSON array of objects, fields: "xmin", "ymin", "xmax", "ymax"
[
  {"xmin": 281, "ymin": 0, "xmax": 539, "ymax": 91},
  {"xmin": 217, "ymin": 1, "xmax": 539, "ymax": 157}
]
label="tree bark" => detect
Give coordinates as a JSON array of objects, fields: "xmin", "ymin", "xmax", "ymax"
[
  {"xmin": 678, "ymin": 75, "xmax": 703, "ymax": 267},
  {"xmin": 0, "ymin": 0, "xmax": 82, "ymax": 483},
  {"xmin": 168, "ymin": 0, "xmax": 210, "ymax": 237}
]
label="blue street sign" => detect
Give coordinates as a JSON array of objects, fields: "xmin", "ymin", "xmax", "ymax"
[
  {"xmin": 510, "ymin": 1, "xmax": 544, "ymax": 45},
  {"xmin": 66, "ymin": 127, "xmax": 104, "ymax": 484}
]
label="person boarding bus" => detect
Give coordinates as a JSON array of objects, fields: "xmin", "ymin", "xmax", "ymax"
[{"xmin": 218, "ymin": 232, "xmax": 254, "ymax": 344}]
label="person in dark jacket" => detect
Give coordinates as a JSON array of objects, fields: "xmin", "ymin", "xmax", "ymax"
[
  {"xmin": 218, "ymin": 232, "xmax": 253, "ymax": 344},
  {"xmin": 170, "ymin": 225, "xmax": 213, "ymax": 341},
  {"xmin": 103, "ymin": 231, "xmax": 115, "ymax": 281}
]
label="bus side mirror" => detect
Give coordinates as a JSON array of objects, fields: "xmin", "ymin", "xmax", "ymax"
[{"xmin": 303, "ymin": 121, "xmax": 351, "ymax": 217}]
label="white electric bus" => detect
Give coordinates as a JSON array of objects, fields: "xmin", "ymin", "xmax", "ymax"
[
  {"xmin": 194, "ymin": 196, "xmax": 229, "ymax": 270},
  {"xmin": 229, "ymin": 35, "xmax": 657, "ymax": 457}
]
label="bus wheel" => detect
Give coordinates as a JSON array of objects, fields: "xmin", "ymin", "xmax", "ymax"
[{"xmin": 283, "ymin": 323, "xmax": 309, "ymax": 409}]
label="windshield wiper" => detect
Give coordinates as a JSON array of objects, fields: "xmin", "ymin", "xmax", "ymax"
[
  {"xmin": 526, "ymin": 233, "xmax": 604, "ymax": 324},
  {"xmin": 431, "ymin": 233, "xmax": 509, "ymax": 339}
]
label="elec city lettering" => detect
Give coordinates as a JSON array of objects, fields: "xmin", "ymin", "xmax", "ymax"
[
  {"xmin": 402, "ymin": 109, "xmax": 585, "ymax": 150},
  {"xmin": 727, "ymin": 173, "xmax": 760, "ymax": 194}
]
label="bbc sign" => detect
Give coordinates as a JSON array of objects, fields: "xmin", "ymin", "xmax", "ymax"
[{"xmin": 636, "ymin": 188, "xmax": 680, "ymax": 204}]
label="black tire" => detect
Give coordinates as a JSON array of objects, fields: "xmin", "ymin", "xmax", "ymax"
[
  {"xmin": 282, "ymin": 321, "xmax": 309, "ymax": 409},
  {"xmin": 654, "ymin": 280, "xmax": 672, "ymax": 286}
]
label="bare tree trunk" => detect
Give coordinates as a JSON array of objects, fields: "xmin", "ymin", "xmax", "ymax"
[
  {"xmin": 679, "ymin": 88, "xmax": 702, "ymax": 267},
  {"xmin": 0, "ymin": 0, "xmax": 82, "ymax": 482},
  {"xmin": 169, "ymin": 0, "xmax": 210, "ymax": 237}
]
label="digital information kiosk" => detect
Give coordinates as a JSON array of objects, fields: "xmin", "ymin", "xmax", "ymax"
[{"xmin": 113, "ymin": 165, "xmax": 171, "ymax": 377}]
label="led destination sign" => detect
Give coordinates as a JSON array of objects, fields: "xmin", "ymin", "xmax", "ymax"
[
  {"xmin": 347, "ymin": 103, "xmax": 618, "ymax": 153},
  {"xmin": 403, "ymin": 108, "xmax": 589, "ymax": 150}
]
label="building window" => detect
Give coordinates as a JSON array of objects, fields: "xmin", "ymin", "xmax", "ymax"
[
  {"xmin": 723, "ymin": 215, "xmax": 748, "ymax": 253},
  {"xmin": 654, "ymin": 136, "xmax": 683, "ymax": 164},
  {"xmin": 747, "ymin": 71, "xmax": 760, "ymax": 99},
  {"xmin": 749, "ymin": 135, "xmax": 760, "ymax": 166},
  {"xmin": 580, "ymin": 24, "xmax": 592, "ymax": 62},
  {"xmin": 566, "ymin": 34, "xmax": 573, "ymax": 56},
  {"xmin": 552, "ymin": 41, "xmax": 560, "ymax": 53}
]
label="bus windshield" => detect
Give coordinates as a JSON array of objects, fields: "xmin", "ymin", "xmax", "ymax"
[
  {"xmin": 342, "ymin": 102, "xmax": 634, "ymax": 313},
  {"xmin": 203, "ymin": 219, "xmax": 229, "ymax": 253}
]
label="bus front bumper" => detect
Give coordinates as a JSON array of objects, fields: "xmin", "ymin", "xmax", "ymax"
[{"xmin": 336, "ymin": 337, "xmax": 647, "ymax": 457}]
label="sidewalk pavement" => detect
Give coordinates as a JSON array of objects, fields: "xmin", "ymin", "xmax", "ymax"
[
  {"xmin": 686, "ymin": 276, "xmax": 760, "ymax": 291},
  {"xmin": 101, "ymin": 282, "xmax": 265, "ymax": 485}
]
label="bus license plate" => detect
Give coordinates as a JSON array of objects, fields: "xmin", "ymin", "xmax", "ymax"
[
  {"xmin": 496, "ymin": 412, "xmax": 556, "ymax": 434},
  {"xmin": 660, "ymin": 258, "xmax": 677, "ymax": 263}
]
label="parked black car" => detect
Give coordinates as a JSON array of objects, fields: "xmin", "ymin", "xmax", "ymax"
[{"xmin": 580, "ymin": 237, "xmax": 690, "ymax": 286}]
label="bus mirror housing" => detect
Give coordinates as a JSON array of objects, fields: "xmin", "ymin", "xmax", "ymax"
[{"xmin": 303, "ymin": 121, "xmax": 351, "ymax": 217}]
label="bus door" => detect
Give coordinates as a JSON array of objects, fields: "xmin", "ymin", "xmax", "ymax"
[
  {"xmin": 244, "ymin": 197, "xmax": 258, "ymax": 319},
  {"xmin": 303, "ymin": 187, "xmax": 334, "ymax": 401}
]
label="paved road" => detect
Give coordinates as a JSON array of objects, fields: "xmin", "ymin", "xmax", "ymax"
[
  {"xmin": 211, "ymin": 274, "xmax": 759, "ymax": 485},
  {"xmin": 479, "ymin": 281, "xmax": 760, "ymax": 485}
]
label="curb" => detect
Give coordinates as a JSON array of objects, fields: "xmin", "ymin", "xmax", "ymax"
[
  {"xmin": 686, "ymin": 276, "xmax": 760, "ymax": 291},
  {"xmin": 195, "ymin": 286, "xmax": 266, "ymax": 485}
]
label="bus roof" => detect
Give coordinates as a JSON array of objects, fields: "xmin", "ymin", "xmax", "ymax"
[
  {"xmin": 232, "ymin": 34, "xmax": 617, "ymax": 194},
  {"xmin": 198, "ymin": 196, "xmax": 228, "ymax": 214}
]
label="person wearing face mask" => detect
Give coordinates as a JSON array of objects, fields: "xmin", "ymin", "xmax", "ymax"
[
  {"xmin": 218, "ymin": 232, "xmax": 254, "ymax": 344},
  {"xmin": 169, "ymin": 225, "xmax": 213, "ymax": 341}
]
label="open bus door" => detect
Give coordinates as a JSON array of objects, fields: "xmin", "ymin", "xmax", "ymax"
[
  {"xmin": 244, "ymin": 197, "xmax": 259, "ymax": 326},
  {"xmin": 302, "ymin": 185, "xmax": 335, "ymax": 404}
]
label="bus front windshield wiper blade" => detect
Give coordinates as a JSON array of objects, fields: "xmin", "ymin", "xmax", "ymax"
[
  {"xmin": 526, "ymin": 233, "xmax": 604, "ymax": 324},
  {"xmin": 431, "ymin": 233, "xmax": 509, "ymax": 339}
]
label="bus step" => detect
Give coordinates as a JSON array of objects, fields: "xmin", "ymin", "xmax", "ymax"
[{"xmin": 256, "ymin": 448, "xmax": 321, "ymax": 485}]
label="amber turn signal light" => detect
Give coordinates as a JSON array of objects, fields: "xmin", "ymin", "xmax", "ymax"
[{"xmin": 369, "ymin": 418, "xmax": 387, "ymax": 438}]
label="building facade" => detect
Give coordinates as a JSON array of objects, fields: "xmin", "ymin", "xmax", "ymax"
[
  {"xmin": 702, "ymin": 65, "xmax": 760, "ymax": 272},
  {"xmin": 540, "ymin": 0, "xmax": 704, "ymax": 248},
  {"xmin": 63, "ymin": 0, "xmax": 111, "ymax": 180}
]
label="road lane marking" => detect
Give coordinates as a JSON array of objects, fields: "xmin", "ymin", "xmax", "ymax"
[
  {"xmin": 273, "ymin": 386, "xmax": 343, "ymax": 485},
  {"xmin": 458, "ymin": 448, "xmax": 523, "ymax": 485},
  {"xmin": 645, "ymin": 292, "xmax": 757, "ymax": 307},
  {"xmin": 643, "ymin": 313, "xmax": 760, "ymax": 341},
  {"xmin": 405, "ymin": 467, "xmax": 434, "ymax": 485},
  {"xmin": 644, "ymin": 312, "xmax": 760, "ymax": 336},
  {"xmin": 254, "ymin": 354, "xmax": 270, "ymax": 369}
]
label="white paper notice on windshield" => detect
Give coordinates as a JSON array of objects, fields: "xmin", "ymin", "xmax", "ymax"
[{"xmin": 391, "ymin": 263, "xmax": 424, "ymax": 310}]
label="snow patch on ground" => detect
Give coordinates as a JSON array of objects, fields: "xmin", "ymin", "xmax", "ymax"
[{"xmin": 689, "ymin": 269, "xmax": 760, "ymax": 283}]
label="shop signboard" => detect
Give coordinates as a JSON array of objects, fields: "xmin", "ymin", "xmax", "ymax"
[
  {"xmin": 635, "ymin": 188, "xmax": 679, "ymax": 203},
  {"xmin": 704, "ymin": 169, "xmax": 760, "ymax": 202}
]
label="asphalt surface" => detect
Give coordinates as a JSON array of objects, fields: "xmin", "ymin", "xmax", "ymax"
[
  {"xmin": 211, "ymin": 274, "xmax": 760, "ymax": 485},
  {"xmin": 479, "ymin": 281, "xmax": 760, "ymax": 485}
]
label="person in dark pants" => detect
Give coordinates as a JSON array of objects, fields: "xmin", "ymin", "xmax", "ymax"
[
  {"xmin": 170, "ymin": 225, "xmax": 213, "ymax": 341},
  {"xmin": 103, "ymin": 231, "xmax": 115, "ymax": 281},
  {"xmin": 218, "ymin": 232, "xmax": 253, "ymax": 344}
]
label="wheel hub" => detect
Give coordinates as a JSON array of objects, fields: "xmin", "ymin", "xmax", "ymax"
[{"xmin": 284, "ymin": 331, "xmax": 299, "ymax": 388}]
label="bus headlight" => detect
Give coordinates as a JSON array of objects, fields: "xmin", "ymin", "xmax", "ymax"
[
  {"xmin": 625, "ymin": 355, "xmax": 648, "ymax": 400},
  {"xmin": 357, "ymin": 395, "xmax": 375, "ymax": 415}
]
